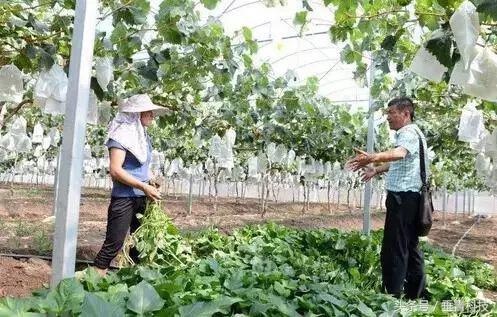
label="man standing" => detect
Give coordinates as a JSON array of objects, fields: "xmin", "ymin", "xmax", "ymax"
[{"xmin": 346, "ymin": 97, "xmax": 428, "ymax": 299}]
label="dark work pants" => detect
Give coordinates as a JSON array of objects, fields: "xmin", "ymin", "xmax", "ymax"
[
  {"xmin": 381, "ymin": 191, "xmax": 426, "ymax": 299},
  {"xmin": 94, "ymin": 196, "xmax": 146, "ymax": 269}
]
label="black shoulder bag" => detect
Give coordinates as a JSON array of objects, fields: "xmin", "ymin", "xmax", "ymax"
[{"xmin": 416, "ymin": 132, "xmax": 434, "ymax": 237}]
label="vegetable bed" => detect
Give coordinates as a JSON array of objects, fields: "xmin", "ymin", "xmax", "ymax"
[{"xmin": 1, "ymin": 208, "xmax": 496, "ymax": 316}]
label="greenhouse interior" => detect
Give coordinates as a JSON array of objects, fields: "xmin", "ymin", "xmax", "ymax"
[{"xmin": 1, "ymin": 0, "xmax": 497, "ymax": 316}]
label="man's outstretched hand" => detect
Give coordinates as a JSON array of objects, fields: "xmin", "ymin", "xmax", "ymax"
[
  {"xmin": 346, "ymin": 148, "xmax": 374, "ymax": 172},
  {"xmin": 359, "ymin": 166, "xmax": 376, "ymax": 182}
]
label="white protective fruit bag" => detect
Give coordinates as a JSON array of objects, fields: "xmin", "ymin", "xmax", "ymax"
[
  {"xmin": 209, "ymin": 135, "xmax": 222, "ymax": 158},
  {"xmin": 10, "ymin": 115, "xmax": 27, "ymax": 136},
  {"xmin": 95, "ymin": 57, "xmax": 113, "ymax": 91},
  {"xmin": 449, "ymin": 1, "xmax": 480, "ymax": 69},
  {"xmin": 0, "ymin": 133, "xmax": 15, "ymax": 151},
  {"xmin": 266, "ymin": 143, "xmax": 276, "ymax": 163},
  {"xmin": 0, "ymin": 64, "xmax": 24, "ymax": 103},
  {"xmin": 32, "ymin": 123, "xmax": 44, "ymax": 144},
  {"xmin": 35, "ymin": 65, "xmax": 68, "ymax": 115},
  {"xmin": 224, "ymin": 128, "xmax": 236, "ymax": 148},
  {"xmin": 247, "ymin": 156, "xmax": 258, "ymax": 178},
  {"xmin": 475, "ymin": 153, "xmax": 491, "ymax": 178},
  {"xmin": 273, "ymin": 144, "xmax": 287, "ymax": 164},
  {"xmin": 484, "ymin": 129, "xmax": 497, "ymax": 159},
  {"xmin": 465, "ymin": 47, "xmax": 497, "ymax": 101},
  {"xmin": 457, "ymin": 102, "xmax": 485, "ymax": 143},
  {"xmin": 286, "ymin": 149, "xmax": 296, "ymax": 167},
  {"xmin": 218, "ymin": 142, "xmax": 234, "ymax": 170},
  {"xmin": 87, "ymin": 90, "xmax": 98, "ymax": 125},
  {"xmin": 410, "ymin": 46, "xmax": 448, "ymax": 82},
  {"xmin": 98, "ymin": 101, "xmax": 112, "ymax": 124},
  {"xmin": 16, "ymin": 134, "xmax": 32, "ymax": 153}
]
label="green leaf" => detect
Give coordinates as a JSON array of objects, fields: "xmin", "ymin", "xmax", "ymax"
[
  {"xmin": 80, "ymin": 293, "xmax": 124, "ymax": 317},
  {"xmin": 39, "ymin": 49, "xmax": 54, "ymax": 70},
  {"xmin": 91, "ymin": 77, "xmax": 105, "ymax": 101},
  {"xmin": 380, "ymin": 29, "xmax": 404, "ymax": 51},
  {"xmin": 62, "ymin": 0, "xmax": 76, "ymax": 9},
  {"xmin": 334, "ymin": 238, "xmax": 346, "ymax": 250},
  {"xmin": 201, "ymin": 0, "xmax": 220, "ymax": 10},
  {"xmin": 415, "ymin": 0, "xmax": 443, "ymax": 30},
  {"xmin": 0, "ymin": 298, "xmax": 44, "ymax": 317},
  {"xmin": 138, "ymin": 267, "xmax": 163, "ymax": 281},
  {"xmin": 293, "ymin": 11, "xmax": 308, "ymax": 26},
  {"xmin": 249, "ymin": 301, "xmax": 272, "ymax": 315},
  {"xmin": 302, "ymin": 0, "xmax": 313, "ymax": 11},
  {"xmin": 475, "ymin": 0, "xmax": 497, "ymax": 20},
  {"xmin": 127, "ymin": 280, "xmax": 164, "ymax": 314},
  {"xmin": 357, "ymin": 301, "xmax": 376, "ymax": 317},
  {"xmin": 268, "ymin": 295, "xmax": 300, "ymax": 317},
  {"xmin": 223, "ymin": 271, "xmax": 244, "ymax": 290},
  {"xmin": 318, "ymin": 293, "xmax": 346, "ymax": 307},
  {"xmin": 110, "ymin": 22, "xmax": 127, "ymax": 45},
  {"xmin": 329, "ymin": 25, "xmax": 351, "ymax": 42},
  {"xmin": 178, "ymin": 296, "xmax": 242, "ymax": 317},
  {"xmin": 242, "ymin": 27, "xmax": 252, "ymax": 42},
  {"xmin": 40, "ymin": 278, "xmax": 85, "ymax": 314},
  {"xmin": 425, "ymin": 29, "xmax": 453, "ymax": 68},
  {"xmin": 340, "ymin": 44, "xmax": 362, "ymax": 64}
]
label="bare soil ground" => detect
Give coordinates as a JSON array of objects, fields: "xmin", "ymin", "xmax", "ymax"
[{"xmin": 0, "ymin": 184, "xmax": 495, "ymax": 298}]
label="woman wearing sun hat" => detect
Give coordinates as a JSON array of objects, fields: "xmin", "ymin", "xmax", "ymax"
[{"xmin": 93, "ymin": 94, "xmax": 166, "ymax": 274}]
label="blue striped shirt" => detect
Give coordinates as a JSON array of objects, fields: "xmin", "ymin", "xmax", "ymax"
[{"xmin": 385, "ymin": 124, "xmax": 429, "ymax": 192}]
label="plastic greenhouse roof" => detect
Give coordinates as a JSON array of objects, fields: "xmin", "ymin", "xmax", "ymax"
[
  {"xmin": 198, "ymin": 0, "xmax": 370, "ymax": 108},
  {"xmin": 148, "ymin": 0, "xmax": 370, "ymax": 109}
]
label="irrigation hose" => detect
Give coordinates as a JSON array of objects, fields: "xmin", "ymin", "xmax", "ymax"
[
  {"xmin": 451, "ymin": 215, "xmax": 481, "ymax": 257},
  {"xmin": 0, "ymin": 252, "xmax": 120, "ymax": 269}
]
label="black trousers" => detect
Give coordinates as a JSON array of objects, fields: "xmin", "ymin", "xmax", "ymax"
[
  {"xmin": 381, "ymin": 191, "xmax": 426, "ymax": 299},
  {"xmin": 94, "ymin": 196, "xmax": 146, "ymax": 269}
]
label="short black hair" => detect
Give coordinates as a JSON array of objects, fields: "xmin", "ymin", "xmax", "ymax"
[{"xmin": 388, "ymin": 97, "xmax": 415, "ymax": 121}]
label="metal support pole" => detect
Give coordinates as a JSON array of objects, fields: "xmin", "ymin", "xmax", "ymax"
[
  {"xmin": 471, "ymin": 190, "xmax": 475, "ymax": 215},
  {"xmin": 363, "ymin": 54, "xmax": 375, "ymax": 235},
  {"xmin": 52, "ymin": 150, "xmax": 62, "ymax": 216},
  {"xmin": 442, "ymin": 188, "xmax": 447, "ymax": 227},
  {"xmin": 455, "ymin": 191, "xmax": 459, "ymax": 214},
  {"xmin": 51, "ymin": 0, "xmax": 97, "ymax": 287},
  {"xmin": 187, "ymin": 173, "xmax": 194, "ymax": 214}
]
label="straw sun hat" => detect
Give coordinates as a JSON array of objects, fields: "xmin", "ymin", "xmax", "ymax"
[{"xmin": 119, "ymin": 94, "xmax": 168, "ymax": 115}]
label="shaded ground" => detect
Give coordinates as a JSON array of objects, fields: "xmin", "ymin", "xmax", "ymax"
[{"xmin": 0, "ymin": 184, "xmax": 495, "ymax": 298}]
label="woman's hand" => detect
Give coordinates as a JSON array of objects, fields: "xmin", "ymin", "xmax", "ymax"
[{"xmin": 141, "ymin": 183, "xmax": 161, "ymax": 201}]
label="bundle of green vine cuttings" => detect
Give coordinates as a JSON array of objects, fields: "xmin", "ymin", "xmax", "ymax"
[{"xmin": 121, "ymin": 201, "xmax": 192, "ymax": 268}]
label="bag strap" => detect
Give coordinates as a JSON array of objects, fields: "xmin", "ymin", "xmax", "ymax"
[{"xmin": 413, "ymin": 128, "xmax": 427, "ymax": 187}]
